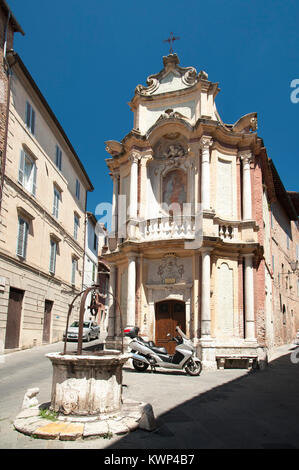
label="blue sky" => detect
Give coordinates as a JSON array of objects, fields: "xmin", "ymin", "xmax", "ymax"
[{"xmin": 8, "ymin": 0, "xmax": 299, "ymax": 214}]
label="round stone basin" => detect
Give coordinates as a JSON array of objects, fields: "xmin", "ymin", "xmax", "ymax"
[{"xmin": 46, "ymin": 351, "xmax": 131, "ymax": 417}]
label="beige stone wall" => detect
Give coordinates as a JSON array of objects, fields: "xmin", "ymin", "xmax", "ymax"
[
  {"xmin": 271, "ymin": 200, "xmax": 299, "ymax": 345},
  {"xmin": 0, "ymin": 256, "xmax": 81, "ymax": 349},
  {"xmin": 0, "ymin": 61, "xmax": 90, "ymax": 349}
]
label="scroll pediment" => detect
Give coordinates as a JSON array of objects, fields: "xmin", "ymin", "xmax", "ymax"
[{"xmin": 135, "ymin": 54, "xmax": 208, "ymax": 97}]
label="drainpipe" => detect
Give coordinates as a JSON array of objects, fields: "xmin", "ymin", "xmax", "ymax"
[{"xmin": 0, "ymin": 11, "xmax": 13, "ymax": 214}]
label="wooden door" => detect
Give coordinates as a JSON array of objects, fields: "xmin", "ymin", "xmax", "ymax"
[
  {"xmin": 43, "ymin": 300, "xmax": 53, "ymax": 344},
  {"xmin": 5, "ymin": 288, "xmax": 24, "ymax": 349},
  {"xmin": 155, "ymin": 300, "xmax": 186, "ymax": 354}
]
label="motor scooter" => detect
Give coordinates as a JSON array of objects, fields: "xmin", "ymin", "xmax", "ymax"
[{"xmin": 124, "ymin": 325, "xmax": 202, "ymax": 376}]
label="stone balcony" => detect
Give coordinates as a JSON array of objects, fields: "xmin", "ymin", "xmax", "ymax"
[
  {"xmin": 107, "ymin": 213, "xmax": 259, "ymax": 251},
  {"xmin": 138, "ymin": 216, "xmax": 196, "ymax": 241}
]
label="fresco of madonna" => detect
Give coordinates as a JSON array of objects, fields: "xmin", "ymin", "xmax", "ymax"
[{"xmin": 162, "ymin": 169, "xmax": 187, "ymax": 211}]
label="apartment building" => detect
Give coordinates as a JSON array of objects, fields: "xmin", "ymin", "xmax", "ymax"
[{"xmin": 0, "ymin": 5, "xmax": 93, "ymax": 350}]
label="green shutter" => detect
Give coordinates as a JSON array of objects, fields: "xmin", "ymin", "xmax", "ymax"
[
  {"xmin": 49, "ymin": 240, "xmax": 57, "ymax": 274},
  {"xmin": 32, "ymin": 163, "xmax": 37, "ymax": 196},
  {"xmin": 17, "ymin": 218, "xmax": 28, "ymax": 258},
  {"xmin": 31, "ymin": 108, "xmax": 35, "ymax": 135},
  {"xmin": 18, "ymin": 150, "xmax": 25, "ymax": 185}
]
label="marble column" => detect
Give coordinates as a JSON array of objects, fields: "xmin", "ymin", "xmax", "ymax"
[
  {"xmin": 199, "ymin": 247, "xmax": 216, "ymax": 369},
  {"xmin": 201, "ymin": 248, "xmax": 212, "ymax": 336},
  {"xmin": 139, "ymin": 153, "xmax": 153, "ymax": 220},
  {"xmin": 111, "ymin": 171, "xmax": 119, "ymax": 235},
  {"xmin": 239, "ymin": 151, "xmax": 253, "ymax": 220},
  {"xmin": 107, "ymin": 264, "xmax": 116, "ymax": 339},
  {"xmin": 200, "ymin": 137, "xmax": 213, "ymax": 211},
  {"xmin": 129, "ymin": 152, "xmax": 139, "ymax": 220},
  {"xmin": 127, "ymin": 254, "xmax": 136, "ymax": 327},
  {"xmin": 244, "ymin": 254, "xmax": 256, "ymax": 341}
]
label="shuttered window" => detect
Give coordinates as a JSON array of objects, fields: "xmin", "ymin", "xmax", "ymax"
[
  {"xmin": 49, "ymin": 240, "xmax": 57, "ymax": 274},
  {"xmin": 52, "ymin": 187, "xmax": 61, "ymax": 219},
  {"xmin": 71, "ymin": 258, "xmax": 77, "ymax": 285},
  {"xmin": 18, "ymin": 150, "xmax": 37, "ymax": 196},
  {"xmin": 16, "ymin": 217, "xmax": 29, "ymax": 258},
  {"xmin": 75, "ymin": 179, "xmax": 80, "ymax": 200},
  {"xmin": 74, "ymin": 214, "xmax": 79, "ymax": 240},
  {"xmin": 55, "ymin": 145, "xmax": 62, "ymax": 171},
  {"xmin": 26, "ymin": 101, "xmax": 35, "ymax": 135}
]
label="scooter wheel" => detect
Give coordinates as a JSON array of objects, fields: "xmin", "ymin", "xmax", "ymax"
[
  {"xmin": 185, "ymin": 359, "xmax": 202, "ymax": 376},
  {"xmin": 132, "ymin": 359, "xmax": 149, "ymax": 372}
]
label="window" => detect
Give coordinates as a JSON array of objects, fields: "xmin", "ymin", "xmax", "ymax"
[
  {"xmin": 296, "ymin": 244, "xmax": 299, "ymax": 261},
  {"xmin": 93, "ymin": 232, "xmax": 97, "ymax": 251},
  {"xmin": 52, "ymin": 187, "xmax": 61, "ymax": 219},
  {"xmin": 18, "ymin": 150, "xmax": 37, "ymax": 196},
  {"xmin": 272, "ymin": 255, "xmax": 275, "ymax": 273},
  {"xmin": 92, "ymin": 262, "xmax": 96, "ymax": 283},
  {"xmin": 297, "ymin": 279, "xmax": 299, "ymax": 297},
  {"xmin": 74, "ymin": 214, "xmax": 79, "ymax": 240},
  {"xmin": 49, "ymin": 240, "xmax": 57, "ymax": 274},
  {"xmin": 71, "ymin": 258, "xmax": 77, "ymax": 285},
  {"xmin": 55, "ymin": 145, "xmax": 62, "ymax": 171},
  {"xmin": 287, "ymin": 234, "xmax": 290, "ymax": 250},
  {"xmin": 16, "ymin": 217, "xmax": 29, "ymax": 258},
  {"xmin": 75, "ymin": 179, "xmax": 80, "ymax": 200},
  {"xmin": 25, "ymin": 101, "xmax": 35, "ymax": 135}
]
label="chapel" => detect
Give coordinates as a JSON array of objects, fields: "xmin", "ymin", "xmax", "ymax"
[{"xmin": 103, "ymin": 53, "xmax": 299, "ymax": 369}]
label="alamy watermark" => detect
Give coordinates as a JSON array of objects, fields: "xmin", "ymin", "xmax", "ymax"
[
  {"xmin": 94, "ymin": 197, "xmax": 203, "ymax": 250},
  {"xmin": 290, "ymin": 79, "xmax": 299, "ymax": 103}
]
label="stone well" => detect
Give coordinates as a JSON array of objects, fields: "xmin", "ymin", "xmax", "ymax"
[{"xmin": 47, "ymin": 350, "xmax": 131, "ymax": 417}]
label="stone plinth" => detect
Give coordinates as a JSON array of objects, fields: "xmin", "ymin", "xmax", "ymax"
[{"xmin": 46, "ymin": 351, "xmax": 130, "ymax": 416}]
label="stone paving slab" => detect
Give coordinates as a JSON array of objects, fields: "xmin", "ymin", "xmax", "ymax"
[{"xmin": 13, "ymin": 398, "xmax": 156, "ymax": 441}]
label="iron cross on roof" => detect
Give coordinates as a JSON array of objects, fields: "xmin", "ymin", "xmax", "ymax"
[{"xmin": 164, "ymin": 32, "xmax": 180, "ymax": 54}]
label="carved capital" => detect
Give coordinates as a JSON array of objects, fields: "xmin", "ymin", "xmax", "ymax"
[
  {"xmin": 200, "ymin": 136, "xmax": 213, "ymax": 150},
  {"xmin": 140, "ymin": 154, "xmax": 154, "ymax": 166},
  {"xmin": 239, "ymin": 150, "xmax": 254, "ymax": 165},
  {"xmin": 129, "ymin": 151, "xmax": 141, "ymax": 164}
]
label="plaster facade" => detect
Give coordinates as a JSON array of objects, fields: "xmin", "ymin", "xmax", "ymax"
[
  {"xmin": 103, "ymin": 54, "xmax": 298, "ymax": 369},
  {"xmin": 0, "ymin": 24, "xmax": 93, "ymax": 350}
]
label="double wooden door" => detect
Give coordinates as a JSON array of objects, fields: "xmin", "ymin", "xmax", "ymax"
[{"xmin": 155, "ymin": 300, "xmax": 186, "ymax": 354}]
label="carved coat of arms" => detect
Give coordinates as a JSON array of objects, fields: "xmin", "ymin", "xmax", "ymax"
[{"xmin": 158, "ymin": 255, "xmax": 184, "ymax": 284}]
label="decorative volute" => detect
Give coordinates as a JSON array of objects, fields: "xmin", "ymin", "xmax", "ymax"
[{"xmin": 129, "ymin": 54, "xmax": 220, "ymax": 135}]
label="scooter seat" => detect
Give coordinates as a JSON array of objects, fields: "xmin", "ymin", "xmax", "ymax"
[{"xmin": 151, "ymin": 346, "xmax": 168, "ymax": 355}]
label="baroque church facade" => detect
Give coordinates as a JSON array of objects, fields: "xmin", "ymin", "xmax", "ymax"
[{"xmin": 103, "ymin": 54, "xmax": 299, "ymax": 369}]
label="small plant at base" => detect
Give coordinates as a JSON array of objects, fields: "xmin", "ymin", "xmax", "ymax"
[{"xmin": 39, "ymin": 408, "xmax": 58, "ymax": 421}]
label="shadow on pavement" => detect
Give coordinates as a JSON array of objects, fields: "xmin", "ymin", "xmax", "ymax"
[{"xmin": 107, "ymin": 352, "xmax": 299, "ymax": 449}]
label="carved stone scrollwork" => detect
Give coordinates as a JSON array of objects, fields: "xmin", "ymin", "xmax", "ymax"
[
  {"xmin": 129, "ymin": 151, "xmax": 141, "ymax": 164},
  {"xmin": 200, "ymin": 136, "xmax": 213, "ymax": 150},
  {"xmin": 157, "ymin": 254, "xmax": 184, "ymax": 284},
  {"xmin": 156, "ymin": 108, "xmax": 187, "ymax": 123},
  {"xmin": 239, "ymin": 151, "xmax": 254, "ymax": 166},
  {"xmin": 182, "ymin": 67, "xmax": 197, "ymax": 86},
  {"xmin": 135, "ymin": 77, "xmax": 159, "ymax": 96},
  {"xmin": 162, "ymin": 143, "xmax": 186, "ymax": 159}
]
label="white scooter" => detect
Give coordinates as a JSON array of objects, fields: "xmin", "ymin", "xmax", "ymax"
[{"xmin": 124, "ymin": 325, "xmax": 202, "ymax": 376}]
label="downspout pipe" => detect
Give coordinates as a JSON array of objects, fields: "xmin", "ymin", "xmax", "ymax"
[{"xmin": 0, "ymin": 11, "xmax": 12, "ymax": 215}]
